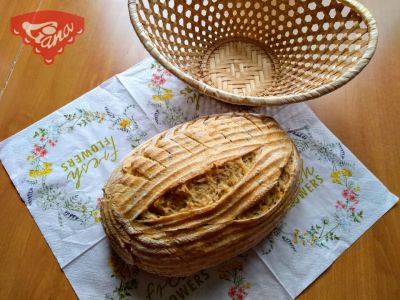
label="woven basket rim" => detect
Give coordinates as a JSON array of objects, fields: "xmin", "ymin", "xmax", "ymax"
[{"xmin": 128, "ymin": 0, "xmax": 378, "ymax": 106}]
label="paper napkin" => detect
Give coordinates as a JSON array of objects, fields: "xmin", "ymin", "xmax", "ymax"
[{"xmin": 0, "ymin": 57, "xmax": 397, "ymax": 299}]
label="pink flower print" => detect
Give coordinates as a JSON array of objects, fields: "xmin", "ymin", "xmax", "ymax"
[
  {"xmin": 150, "ymin": 74, "xmax": 157, "ymax": 84},
  {"xmin": 349, "ymin": 192, "xmax": 357, "ymax": 202},
  {"xmin": 237, "ymin": 292, "xmax": 244, "ymax": 300},
  {"xmin": 33, "ymin": 144, "xmax": 42, "ymax": 157},
  {"xmin": 157, "ymin": 77, "xmax": 166, "ymax": 85},
  {"xmin": 153, "ymin": 74, "xmax": 166, "ymax": 85},
  {"xmin": 228, "ymin": 287, "xmax": 236, "ymax": 298},
  {"xmin": 40, "ymin": 136, "xmax": 45, "ymax": 142},
  {"xmin": 164, "ymin": 69, "xmax": 172, "ymax": 76},
  {"xmin": 152, "ymin": 74, "xmax": 166, "ymax": 85},
  {"xmin": 342, "ymin": 189, "xmax": 358, "ymax": 203},
  {"xmin": 336, "ymin": 200, "xmax": 346, "ymax": 209},
  {"xmin": 39, "ymin": 149, "xmax": 48, "ymax": 157},
  {"xmin": 48, "ymin": 139, "xmax": 56, "ymax": 147},
  {"xmin": 349, "ymin": 207, "xmax": 355, "ymax": 213}
]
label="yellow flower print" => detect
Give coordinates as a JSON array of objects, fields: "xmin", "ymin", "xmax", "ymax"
[
  {"xmin": 330, "ymin": 170, "xmax": 342, "ymax": 184},
  {"xmin": 331, "ymin": 168, "xmax": 352, "ymax": 184},
  {"xmin": 92, "ymin": 210, "xmax": 101, "ymax": 223},
  {"xmin": 243, "ymin": 282, "xmax": 252, "ymax": 289},
  {"xmin": 330, "ymin": 170, "xmax": 341, "ymax": 178},
  {"xmin": 29, "ymin": 170, "xmax": 40, "ymax": 177},
  {"xmin": 119, "ymin": 118, "xmax": 131, "ymax": 129},
  {"xmin": 162, "ymin": 89, "xmax": 173, "ymax": 100},
  {"xmin": 152, "ymin": 89, "xmax": 174, "ymax": 102},
  {"xmin": 43, "ymin": 162, "xmax": 52, "ymax": 168},
  {"xmin": 341, "ymin": 168, "xmax": 352, "ymax": 177},
  {"xmin": 29, "ymin": 162, "xmax": 53, "ymax": 178}
]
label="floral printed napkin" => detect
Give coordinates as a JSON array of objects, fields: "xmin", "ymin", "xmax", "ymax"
[{"xmin": 0, "ymin": 57, "xmax": 397, "ymax": 299}]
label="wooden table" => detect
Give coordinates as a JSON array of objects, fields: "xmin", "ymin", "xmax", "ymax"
[{"xmin": 0, "ymin": 0, "xmax": 399, "ymax": 299}]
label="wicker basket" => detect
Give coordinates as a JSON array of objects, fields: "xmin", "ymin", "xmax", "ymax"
[{"xmin": 129, "ymin": 0, "xmax": 377, "ymax": 106}]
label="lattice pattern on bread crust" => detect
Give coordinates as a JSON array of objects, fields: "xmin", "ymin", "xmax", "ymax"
[
  {"xmin": 130, "ymin": 0, "xmax": 377, "ymax": 105},
  {"xmin": 101, "ymin": 113, "xmax": 301, "ymax": 276}
]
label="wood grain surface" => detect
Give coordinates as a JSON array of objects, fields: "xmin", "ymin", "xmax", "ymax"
[{"xmin": 0, "ymin": 0, "xmax": 399, "ymax": 299}]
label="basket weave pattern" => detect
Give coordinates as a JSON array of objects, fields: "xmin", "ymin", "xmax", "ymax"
[{"xmin": 130, "ymin": 0, "xmax": 377, "ymax": 106}]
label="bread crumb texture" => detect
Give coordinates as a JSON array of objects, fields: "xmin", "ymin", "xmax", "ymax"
[
  {"xmin": 101, "ymin": 113, "xmax": 301, "ymax": 276},
  {"xmin": 143, "ymin": 151, "xmax": 257, "ymax": 219}
]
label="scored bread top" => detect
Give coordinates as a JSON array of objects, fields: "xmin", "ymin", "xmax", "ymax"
[{"xmin": 101, "ymin": 112, "xmax": 301, "ymax": 276}]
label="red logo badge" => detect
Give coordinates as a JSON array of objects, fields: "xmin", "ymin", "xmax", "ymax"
[{"xmin": 11, "ymin": 10, "xmax": 84, "ymax": 64}]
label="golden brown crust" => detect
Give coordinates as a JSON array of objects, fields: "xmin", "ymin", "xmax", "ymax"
[{"xmin": 101, "ymin": 113, "xmax": 301, "ymax": 276}]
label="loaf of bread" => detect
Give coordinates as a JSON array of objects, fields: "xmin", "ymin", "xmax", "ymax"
[{"xmin": 101, "ymin": 113, "xmax": 301, "ymax": 276}]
